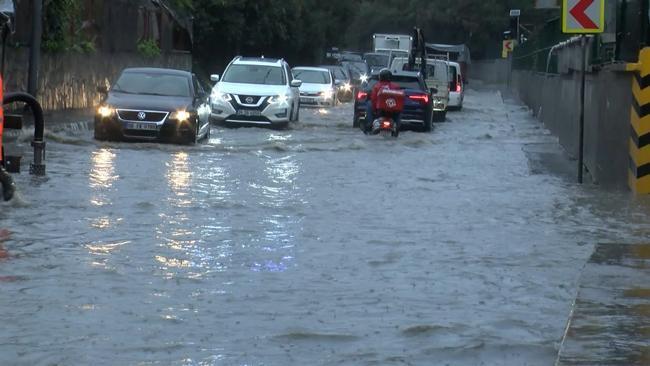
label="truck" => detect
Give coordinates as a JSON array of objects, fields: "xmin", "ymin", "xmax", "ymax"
[{"xmin": 373, "ymin": 34, "xmax": 412, "ymax": 55}]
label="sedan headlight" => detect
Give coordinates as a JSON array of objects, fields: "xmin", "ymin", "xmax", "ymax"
[
  {"xmin": 341, "ymin": 83, "xmax": 352, "ymax": 92},
  {"xmin": 171, "ymin": 110, "xmax": 191, "ymax": 122},
  {"xmin": 268, "ymin": 94, "xmax": 289, "ymax": 105},
  {"xmin": 97, "ymin": 106, "xmax": 115, "ymax": 118},
  {"xmin": 211, "ymin": 90, "xmax": 232, "ymax": 103},
  {"xmin": 360, "ymin": 74, "xmax": 369, "ymax": 83}
]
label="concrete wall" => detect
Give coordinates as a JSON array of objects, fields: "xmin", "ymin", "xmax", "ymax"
[
  {"xmin": 471, "ymin": 41, "xmax": 631, "ymax": 188},
  {"xmin": 3, "ymin": 48, "xmax": 192, "ymax": 111},
  {"xmin": 511, "ymin": 68, "xmax": 631, "ymax": 188},
  {"xmin": 471, "ymin": 59, "xmax": 509, "ymax": 85}
]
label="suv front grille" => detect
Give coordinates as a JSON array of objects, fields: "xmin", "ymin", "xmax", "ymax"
[
  {"xmin": 117, "ymin": 110, "xmax": 168, "ymax": 122},
  {"xmin": 230, "ymin": 97, "xmax": 269, "ymax": 111},
  {"xmin": 235, "ymin": 95, "xmax": 263, "ymax": 105}
]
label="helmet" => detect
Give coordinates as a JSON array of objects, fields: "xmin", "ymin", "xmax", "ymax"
[{"xmin": 379, "ymin": 68, "xmax": 392, "ymax": 82}]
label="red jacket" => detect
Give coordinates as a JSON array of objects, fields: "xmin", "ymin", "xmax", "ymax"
[{"xmin": 371, "ymin": 81, "xmax": 400, "ymax": 111}]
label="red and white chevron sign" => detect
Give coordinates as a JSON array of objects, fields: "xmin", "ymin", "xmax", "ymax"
[{"xmin": 563, "ymin": 0, "xmax": 604, "ymax": 34}]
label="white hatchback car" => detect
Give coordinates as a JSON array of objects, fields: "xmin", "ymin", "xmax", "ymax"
[
  {"xmin": 292, "ymin": 67, "xmax": 337, "ymax": 107},
  {"xmin": 448, "ymin": 61, "xmax": 464, "ymax": 110},
  {"xmin": 209, "ymin": 57, "xmax": 301, "ymax": 128}
]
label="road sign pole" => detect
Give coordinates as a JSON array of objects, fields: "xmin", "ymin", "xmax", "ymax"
[{"xmin": 578, "ymin": 35, "xmax": 587, "ymax": 184}]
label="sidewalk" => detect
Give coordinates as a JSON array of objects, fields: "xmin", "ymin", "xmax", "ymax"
[{"xmin": 556, "ymin": 244, "xmax": 650, "ymax": 365}]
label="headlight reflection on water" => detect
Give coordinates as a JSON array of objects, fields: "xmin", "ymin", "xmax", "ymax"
[
  {"xmin": 166, "ymin": 151, "xmax": 193, "ymax": 206},
  {"xmin": 89, "ymin": 148, "xmax": 119, "ymax": 207}
]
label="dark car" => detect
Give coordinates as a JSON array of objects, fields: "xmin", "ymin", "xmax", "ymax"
[
  {"xmin": 319, "ymin": 65, "xmax": 353, "ymax": 102},
  {"xmin": 341, "ymin": 60, "xmax": 370, "ymax": 88},
  {"xmin": 353, "ymin": 71, "xmax": 433, "ymax": 132},
  {"xmin": 363, "ymin": 52, "xmax": 390, "ymax": 73},
  {"xmin": 95, "ymin": 68, "xmax": 211, "ymax": 144}
]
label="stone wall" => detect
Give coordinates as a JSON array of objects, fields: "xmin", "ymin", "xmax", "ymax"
[{"xmin": 3, "ymin": 48, "xmax": 192, "ymax": 111}]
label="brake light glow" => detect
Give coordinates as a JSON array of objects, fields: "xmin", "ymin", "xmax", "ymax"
[
  {"xmin": 456, "ymin": 76, "xmax": 462, "ymax": 93},
  {"xmin": 381, "ymin": 120, "xmax": 392, "ymax": 129},
  {"xmin": 408, "ymin": 94, "xmax": 429, "ymax": 104},
  {"xmin": 356, "ymin": 91, "xmax": 368, "ymax": 101}
]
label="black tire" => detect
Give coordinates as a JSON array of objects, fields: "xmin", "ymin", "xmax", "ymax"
[
  {"xmin": 432, "ymin": 111, "xmax": 445, "ymax": 123},
  {"xmin": 353, "ymin": 115, "xmax": 359, "ymax": 128},
  {"xmin": 441, "ymin": 111, "xmax": 447, "ymax": 122},
  {"xmin": 422, "ymin": 110, "xmax": 433, "ymax": 132},
  {"xmin": 204, "ymin": 124, "xmax": 211, "ymax": 141},
  {"xmin": 295, "ymin": 106, "xmax": 300, "ymax": 122},
  {"xmin": 94, "ymin": 124, "xmax": 117, "ymax": 141},
  {"xmin": 94, "ymin": 129, "xmax": 106, "ymax": 141},
  {"xmin": 182, "ymin": 122, "xmax": 198, "ymax": 145}
]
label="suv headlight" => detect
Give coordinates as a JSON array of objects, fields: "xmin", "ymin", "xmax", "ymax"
[
  {"xmin": 268, "ymin": 94, "xmax": 289, "ymax": 105},
  {"xmin": 211, "ymin": 90, "xmax": 232, "ymax": 103},
  {"xmin": 321, "ymin": 89, "xmax": 334, "ymax": 99}
]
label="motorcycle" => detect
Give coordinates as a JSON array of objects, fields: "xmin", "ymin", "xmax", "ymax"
[
  {"xmin": 366, "ymin": 88, "xmax": 404, "ymax": 138},
  {"xmin": 371, "ymin": 112, "xmax": 399, "ymax": 137}
]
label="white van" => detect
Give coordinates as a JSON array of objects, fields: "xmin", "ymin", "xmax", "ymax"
[
  {"xmin": 390, "ymin": 57, "xmax": 449, "ymax": 122},
  {"xmin": 448, "ymin": 62, "xmax": 464, "ymax": 110}
]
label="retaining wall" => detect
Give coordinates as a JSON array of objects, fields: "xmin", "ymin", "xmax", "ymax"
[
  {"xmin": 511, "ymin": 68, "xmax": 631, "ymax": 188},
  {"xmin": 471, "ymin": 59, "xmax": 509, "ymax": 85},
  {"xmin": 3, "ymin": 49, "xmax": 192, "ymax": 111},
  {"xmin": 472, "ymin": 49, "xmax": 631, "ymax": 188}
]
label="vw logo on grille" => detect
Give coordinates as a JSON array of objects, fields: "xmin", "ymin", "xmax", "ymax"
[
  {"xmin": 137, "ymin": 111, "xmax": 147, "ymax": 120},
  {"xmin": 245, "ymin": 97, "xmax": 254, "ymax": 104}
]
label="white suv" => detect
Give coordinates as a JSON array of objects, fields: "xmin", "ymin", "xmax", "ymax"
[{"xmin": 209, "ymin": 57, "xmax": 302, "ymax": 128}]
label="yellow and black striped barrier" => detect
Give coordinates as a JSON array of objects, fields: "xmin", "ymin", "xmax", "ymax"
[{"xmin": 628, "ymin": 48, "xmax": 650, "ymax": 194}]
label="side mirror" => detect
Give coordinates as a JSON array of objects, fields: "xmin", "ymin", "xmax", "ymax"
[
  {"xmin": 210, "ymin": 74, "xmax": 220, "ymax": 82},
  {"xmin": 430, "ymin": 88, "xmax": 438, "ymax": 95},
  {"xmin": 291, "ymin": 79, "xmax": 302, "ymax": 88},
  {"xmin": 97, "ymin": 85, "xmax": 108, "ymax": 94}
]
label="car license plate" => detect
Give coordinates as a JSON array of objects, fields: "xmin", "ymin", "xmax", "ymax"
[
  {"xmin": 125, "ymin": 122, "xmax": 157, "ymax": 130},
  {"xmin": 300, "ymin": 98, "xmax": 315, "ymax": 104},
  {"xmin": 237, "ymin": 110, "xmax": 262, "ymax": 117}
]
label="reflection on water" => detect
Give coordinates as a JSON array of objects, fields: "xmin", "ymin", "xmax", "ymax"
[
  {"xmin": 90, "ymin": 149, "xmax": 118, "ymax": 189},
  {"xmin": 86, "ymin": 240, "xmax": 130, "ymax": 255},
  {"xmin": 167, "ymin": 151, "xmax": 192, "ymax": 194},
  {"xmin": 89, "ymin": 148, "xmax": 118, "ymax": 206}
]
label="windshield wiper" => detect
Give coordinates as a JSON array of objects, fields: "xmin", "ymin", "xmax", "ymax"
[{"xmin": 138, "ymin": 92, "xmax": 179, "ymax": 97}]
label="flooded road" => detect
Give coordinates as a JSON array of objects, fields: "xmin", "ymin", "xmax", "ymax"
[{"xmin": 1, "ymin": 88, "xmax": 650, "ymax": 365}]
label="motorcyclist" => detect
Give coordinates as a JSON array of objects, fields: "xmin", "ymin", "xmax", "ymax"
[{"xmin": 365, "ymin": 68, "xmax": 401, "ymax": 133}]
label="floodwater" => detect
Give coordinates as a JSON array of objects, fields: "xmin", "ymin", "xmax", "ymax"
[{"xmin": 1, "ymin": 87, "xmax": 649, "ymax": 366}]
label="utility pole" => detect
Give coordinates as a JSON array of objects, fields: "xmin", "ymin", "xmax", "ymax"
[{"xmin": 27, "ymin": 0, "xmax": 42, "ymax": 97}]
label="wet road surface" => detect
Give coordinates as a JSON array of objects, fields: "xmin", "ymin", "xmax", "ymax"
[{"xmin": 2, "ymin": 87, "xmax": 650, "ymax": 365}]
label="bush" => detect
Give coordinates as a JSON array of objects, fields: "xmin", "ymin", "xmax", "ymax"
[{"xmin": 137, "ymin": 39, "xmax": 162, "ymax": 58}]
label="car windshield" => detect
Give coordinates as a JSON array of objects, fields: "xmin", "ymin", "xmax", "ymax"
[
  {"xmin": 366, "ymin": 76, "xmax": 423, "ymax": 91},
  {"xmin": 292, "ymin": 69, "xmax": 331, "ymax": 84},
  {"xmin": 400, "ymin": 63, "xmax": 438, "ymax": 78},
  {"xmin": 321, "ymin": 67, "xmax": 348, "ymax": 81},
  {"xmin": 343, "ymin": 62, "xmax": 369, "ymax": 79},
  {"xmin": 364, "ymin": 54, "xmax": 389, "ymax": 68},
  {"xmin": 112, "ymin": 72, "xmax": 190, "ymax": 97},
  {"xmin": 222, "ymin": 64, "xmax": 286, "ymax": 85}
]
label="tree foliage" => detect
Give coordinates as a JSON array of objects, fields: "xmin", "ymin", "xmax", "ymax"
[{"xmin": 183, "ymin": 0, "xmax": 535, "ymax": 74}]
